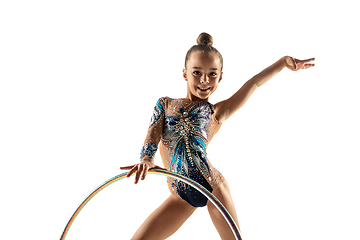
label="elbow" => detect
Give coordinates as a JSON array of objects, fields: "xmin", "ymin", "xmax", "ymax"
[
  {"xmin": 247, "ymin": 76, "xmax": 261, "ymax": 88},
  {"xmin": 249, "ymin": 79, "xmax": 260, "ymax": 90}
]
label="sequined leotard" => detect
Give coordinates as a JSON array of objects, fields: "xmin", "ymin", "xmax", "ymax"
[{"xmin": 141, "ymin": 97, "xmax": 225, "ymax": 207}]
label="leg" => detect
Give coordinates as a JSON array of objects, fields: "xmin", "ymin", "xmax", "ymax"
[
  {"xmin": 131, "ymin": 194, "xmax": 196, "ymax": 240},
  {"xmin": 207, "ymin": 181, "xmax": 241, "ymax": 240}
]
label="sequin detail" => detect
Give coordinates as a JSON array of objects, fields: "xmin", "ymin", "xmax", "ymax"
[
  {"xmin": 141, "ymin": 97, "xmax": 225, "ymax": 207},
  {"xmin": 149, "ymin": 98, "xmax": 164, "ymax": 127},
  {"xmin": 140, "ymin": 143, "xmax": 158, "ymax": 160},
  {"xmin": 163, "ymin": 102, "xmax": 214, "ymax": 178},
  {"xmin": 159, "ymin": 97, "xmax": 225, "ymax": 207}
]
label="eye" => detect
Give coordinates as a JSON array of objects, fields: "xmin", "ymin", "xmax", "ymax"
[
  {"xmin": 209, "ymin": 72, "xmax": 217, "ymax": 76},
  {"xmin": 193, "ymin": 71, "xmax": 201, "ymax": 75}
]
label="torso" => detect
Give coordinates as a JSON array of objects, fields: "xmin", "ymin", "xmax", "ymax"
[{"xmin": 158, "ymin": 97, "xmax": 225, "ymax": 205}]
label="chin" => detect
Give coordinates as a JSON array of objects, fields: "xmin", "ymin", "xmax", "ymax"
[{"xmin": 196, "ymin": 93, "xmax": 211, "ymax": 100}]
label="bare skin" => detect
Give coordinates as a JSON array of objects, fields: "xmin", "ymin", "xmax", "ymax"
[
  {"xmin": 121, "ymin": 52, "xmax": 315, "ymax": 239},
  {"xmin": 208, "ymin": 181, "xmax": 240, "ymax": 240},
  {"xmin": 131, "ymin": 194, "xmax": 197, "ymax": 240}
]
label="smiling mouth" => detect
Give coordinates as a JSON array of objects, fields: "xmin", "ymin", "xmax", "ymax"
[{"xmin": 197, "ymin": 87, "xmax": 211, "ymax": 92}]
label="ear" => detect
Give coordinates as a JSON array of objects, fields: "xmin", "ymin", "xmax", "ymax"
[
  {"xmin": 183, "ymin": 68, "xmax": 188, "ymax": 81},
  {"xmin": 218, "ymin": 72, "xmax": 223, "ymax": 83}
]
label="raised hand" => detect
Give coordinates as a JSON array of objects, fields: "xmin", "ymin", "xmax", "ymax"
[{"xmin": 285, "ymin": 56, "xmax": 315, "ymax": 71}]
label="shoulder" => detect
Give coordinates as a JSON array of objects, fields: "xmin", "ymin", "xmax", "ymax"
[
  {"xmin": 158, "ymin": 96, "xmax": 180, "ymax": 105},
  {"xmin": 154, "ymin": 96, "xmax": 174, "ymax": 109},
  {"xmin": 156, "ymin": 96, "xmax": 174, "ymax": 101}
]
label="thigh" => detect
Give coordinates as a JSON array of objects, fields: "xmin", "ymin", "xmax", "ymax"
[
  {"xmin": 132, "ymin": 194, "xmax": 196, "ymax": 240},
  {"xmin": 207, "ymin": 181, "xmax": 241, "ymax": 240}
]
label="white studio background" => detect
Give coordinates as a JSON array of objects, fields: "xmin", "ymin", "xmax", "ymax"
[{"xmin": 1, "ymin": 1, "xmax": 359, "ymax": 240}]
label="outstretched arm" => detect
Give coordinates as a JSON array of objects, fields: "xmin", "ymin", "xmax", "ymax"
[{"xmin": 214, "ymin": 56, "xmax": 315, "ymax": 123}]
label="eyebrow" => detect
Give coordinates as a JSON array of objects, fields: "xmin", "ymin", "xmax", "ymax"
[{"xmin": 192, "ymin": 67, "xmax": 219, "ymax": 70}]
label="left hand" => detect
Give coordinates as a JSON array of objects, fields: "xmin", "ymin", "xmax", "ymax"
[{"xmin": 285, "ymin": 56, "xmax": 315, "ymax": 71}]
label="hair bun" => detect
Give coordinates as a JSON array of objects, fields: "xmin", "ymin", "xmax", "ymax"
[{"xmin": 196, "ymin": 32, "xmax": 213, "ymax": 46}]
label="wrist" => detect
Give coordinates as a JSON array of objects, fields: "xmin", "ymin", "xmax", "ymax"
[
  {"xmin": 284, "ymin": 56, "xmax": 294, "ymax": 69},
  {"xmin": 141, "ymin": 156, "xmax": 154, "ymax": 163}
]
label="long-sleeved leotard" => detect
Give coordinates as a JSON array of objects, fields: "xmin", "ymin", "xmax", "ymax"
[{"xmin": 141, "ymin": 97, "xmax": 225, "ymax": 207}]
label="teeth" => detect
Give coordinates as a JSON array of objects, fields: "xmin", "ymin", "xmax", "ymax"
[{"xmin": 198, "ymin": 87, "xmax": 210, "ymax": 90}]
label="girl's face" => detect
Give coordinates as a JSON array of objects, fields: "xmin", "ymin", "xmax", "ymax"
[{"xmin": 183, "ymin": 51, "xmax": 223, "ymax": 101}]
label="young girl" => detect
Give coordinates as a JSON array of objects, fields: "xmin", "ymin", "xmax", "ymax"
[{"xmin": 121, "ymin": 32, "xmax": 315, "ymax": 240}]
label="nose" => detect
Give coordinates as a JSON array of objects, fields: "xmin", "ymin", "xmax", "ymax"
[{"xmin": 200, "ymin": 74, "xmax": 209, "ymax": 84}]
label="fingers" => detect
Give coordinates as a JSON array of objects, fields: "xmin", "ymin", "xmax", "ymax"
[
  {"xmin": 304, "ymin": 58, "xmax": 315, "ymax": 69},
  {"xmin": 126, "ymin": 165, "xmax": 139, "ymax": 178},
  {"xmin": 303, "ymin": 57, "xmax": 315, "ymax": 63},
  {"xmin": 139, "ymin": 164, "xmax": 166, "ymax": 181},
  {"xmin": 304, "ymin": 63, "xmax": 315, "ymax": 69},
  {"xmin": 120, "ymin": 164, "xmax": 138, "ymax": 178},
  {"xmin": 121, "ymin": 163, "xmax": 146, "ymax": 183},
  {"xmin": 290, "ymin": 57, "xmax": 315, "ymax": 71},
  {"xmin": 121, "ymin": 162, "xmax": 166, "ymax": 184},
  {"xmin": 141, "ymin": 164, "xmax": 149, "ymax": 181},
  {"xmin": 135, "ymin": 164, "xmax": 144, "ymax": 184},
  {"xmin": 300, "ymin": 60, "xmax": 315, "ymax": 70},
  {"xmin": 120, "ymin": 165, "xmax": 135, "ymax": 170},
  {"xmin": 300, "ymin": 58, "xmax": 315, "ymax": 68}
]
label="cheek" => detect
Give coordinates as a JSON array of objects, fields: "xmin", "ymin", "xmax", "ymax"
[
  {"xmin": 211, "ymin": 81, "xmax": 220, "ymax": 90},
  {"xmin": 211, "ymin": 78, "xmax": 220, "ymax": 86},
  {"xmin": 188, "ymin": 76, "xmax": 199, "ymax": 85},
  {"xmin": 187, "ymin": 78, "xmax": 197, "ymax": 89}
]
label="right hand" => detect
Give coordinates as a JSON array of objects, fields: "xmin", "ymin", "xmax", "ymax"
[{"xmin": 120, "ymin": 159, "xmax": 166, "ymax": 184}]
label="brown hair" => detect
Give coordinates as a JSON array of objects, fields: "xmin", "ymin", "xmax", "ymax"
[{"xmin": 184, "ymin": 32, "xmax": 223, "ymax": 71}]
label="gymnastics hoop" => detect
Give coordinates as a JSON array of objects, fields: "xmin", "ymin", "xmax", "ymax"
[{"xmin": 60, "ymin": 168, "xmax": 242, "ymax": 240}]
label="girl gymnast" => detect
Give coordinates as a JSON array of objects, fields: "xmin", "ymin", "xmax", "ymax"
[{"xmin": 121, "ymin": 32, "xmax": 315, "ymax": 240}]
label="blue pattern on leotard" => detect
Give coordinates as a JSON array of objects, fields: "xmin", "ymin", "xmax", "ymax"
[
  {"xmin": 162, "ymin": 102, "xmax": 215, "ymax": 207},
  {"xmin": 141, "ymin": 97, "xmax": 223, "ymax": 207},
  {"xmin": 149, "ymin": 99, "xmax": 164, "ymax": 127}
]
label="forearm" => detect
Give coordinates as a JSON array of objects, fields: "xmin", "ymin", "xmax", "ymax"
[
  {"xmin": 250, "ymin": 56, "xmax": 287, "ymax": 87},
  {"xmin": 140, "ymin": 118, "xmax": 163, "ymax": 163},
  {"xmin": 140, "ymin": 97, "xmax": 165, "ymax": 163},
  {"xmin": 140, "ymin": 140, "xmax": 159, "ymax": 163}
]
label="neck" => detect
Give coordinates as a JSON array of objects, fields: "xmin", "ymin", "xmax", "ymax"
[{"xmin": 185, "ymin": 92, "xmax": 209, "ymax": 102}]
